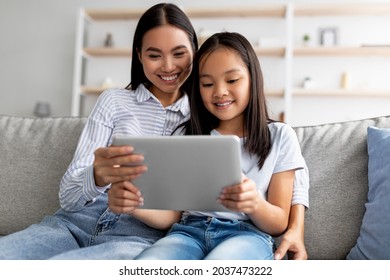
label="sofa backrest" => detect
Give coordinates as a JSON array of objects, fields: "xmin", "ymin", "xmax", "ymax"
[
  {"xmin": 0, "ymin": 115, "xmax": 87, "ymax": 236},
  {"xmin": 2, "ymin": 114, "xmax": 390, "ymax": 259},
  {"xmin": 294, "ymin": 114, "xmax": 390, "ymax": 259}
]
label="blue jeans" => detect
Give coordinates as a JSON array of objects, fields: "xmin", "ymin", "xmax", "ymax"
[
  {"xmin": 135, "ymin": 215, "xmax": 274, "ymax": 260},
  {"xmin": 0, "ymin": 195, "xmax": 165, "ymax": 259}
]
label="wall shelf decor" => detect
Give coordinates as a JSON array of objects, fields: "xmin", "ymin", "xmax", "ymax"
[{"xmin": 72, "ymin": 3, "xmax": 390, "ymax": 125}]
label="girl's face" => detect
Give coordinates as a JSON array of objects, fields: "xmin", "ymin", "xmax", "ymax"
[
  {"xmin": 199, "ymin": 48, "xmax": 250, "ymax": 135},
  {"xmin": 138, "ymin": 24, "xmax": 194, "ymax": 106}
]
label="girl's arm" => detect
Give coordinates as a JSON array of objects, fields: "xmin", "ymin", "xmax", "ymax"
[
  {"xmin": 219, "ymin": 170, "xmax": 294, "ymax": 236},
  {"xmin": 131, "ymin": 209, "xmax": 182, "ymax": 230},
  {"xmin": 108, "ymin": 180, "xmax": 181, "ymax": 230}
]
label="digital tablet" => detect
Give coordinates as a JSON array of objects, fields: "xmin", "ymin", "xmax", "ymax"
[{"xmin": 111, "ymin": 135, "xmax": 242, "ymax": 211}]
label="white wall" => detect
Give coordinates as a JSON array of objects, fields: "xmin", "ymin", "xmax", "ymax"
[{"xmin": 0, "ymin": 0, "xmax": 390, "ymax": 126}]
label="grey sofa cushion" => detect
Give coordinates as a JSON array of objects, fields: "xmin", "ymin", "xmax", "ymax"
[
  {"xmin": 0, "ymin": 115, "xmax": 87, "ymax": 236},
  {"xmin": 294, "ymin": 115, "xmax": 390, "ymax": 259}
]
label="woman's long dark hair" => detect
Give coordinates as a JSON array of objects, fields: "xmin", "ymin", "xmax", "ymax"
[
  {"xmin": 183, "ymin": 32, "xmax": 273, "ymax": 169},
  {"xmin": 125, "ymin": 3, "xmax": 198, "ymax": 94}
]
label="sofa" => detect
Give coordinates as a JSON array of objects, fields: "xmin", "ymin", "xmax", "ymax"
[{"xmin": 1, "ymin": 114, "xmax": 389, "ymax": 259}]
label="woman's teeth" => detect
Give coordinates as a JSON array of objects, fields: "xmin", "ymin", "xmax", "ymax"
[{"xmin": 161, "ymin": 74, "xmax": 178, "ymax": 81}]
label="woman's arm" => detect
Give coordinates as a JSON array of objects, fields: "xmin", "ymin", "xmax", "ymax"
[
  {"xmin": 108, "ymin": 180, "xmax": 181, "ymax": 230},
  {"xmin": 274, "ymin": 204, "xmax": 307, "ymax": 260},
  {"xmin": 59, "ymin": 90, "xmax": 118, "ymax": 211},
  {"xmin": 274, "ymin": 161, "xmax": 309, "ymax": 260},
  {"xmin": 132, "ymin": 209, "xmax": 182, "ymax": 230}
]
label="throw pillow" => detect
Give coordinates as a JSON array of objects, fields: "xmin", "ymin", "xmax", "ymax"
[{"xmin": 347, "ymin": 126, "xmax": 390, "ymax": 259}]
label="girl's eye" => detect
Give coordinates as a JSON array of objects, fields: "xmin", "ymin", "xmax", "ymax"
[
  {"xmin": 227, "ymin": 78, "xmax": 239, "ymax": 84},
  {"xmin": 201, "ymin": 83, "xmax": 213, "ymax": 88}
]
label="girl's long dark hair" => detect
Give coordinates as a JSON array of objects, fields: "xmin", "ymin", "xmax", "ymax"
[
  {"xmin": 183, "ymin": 32, "xmax": 273, "ymax": 169},
  {"xmin": 125, "ymin": 3, "xmax": 198, "ymax": 94}
]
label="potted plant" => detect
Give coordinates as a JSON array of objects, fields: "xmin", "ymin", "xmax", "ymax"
[{"xmin": 303, "ymin": 34, "xmax": 310, "ymax": 46}]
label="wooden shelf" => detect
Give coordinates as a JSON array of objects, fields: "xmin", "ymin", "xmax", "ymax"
[
  {"xmin": 184, "ymin": 6, "xmax": 286, "ymax": 18},
  {"xmin": 85, "ymin": 9, "xmax": 144, "ymax": 20},
  {"xmin": 294, "ymin": 46, "xmax": 390, "ymax": 56},
  {"xmin": 266, "ymin": 90, "xmax": 284, "ymax": 97},
  {"xmin": 80, "ymin": 86, "xmax": 105, "ymax": 95},
  {"xmin": 293, "ymin": 88, "xmax": 390, "ymax": 98},
  {"xmin": 83, "ymin": 46, "xmax": 390, "ymax": 58},
  {"xmin": 83, "ymin": 86, "xmax": 390, "ymax": 98},
  {"xmin": 254, "ymin": 47, "xmax": 285, "ymax": 57},
  {"xmin": 83, "ymin": 47, "xmax": 285, "ymax": 58},
  {"xmin": 83, "ymin": 47, "xmax": 132, "ymax": 57},
  {"xmin": 84, "ymin": 4, "xmax": 390, "ymax": 21},
  {"xmin": 295, "ymin": 4, "xmax": 390, "ymax": 16},
  {"xmin": 85, "ymin": 6, "xmax": 287, "ymax": 21},
  {"xmin": 81, "ymin": 85, "xmax": 284, "ymax": 97}
]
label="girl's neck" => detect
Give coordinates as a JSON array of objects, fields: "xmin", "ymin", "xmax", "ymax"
[
  {"xmin": 216, "ymin": 121, "xmax": 245, "ymax": 138},
  {"xmin": 215, "ymin": 114, "xmax": 246, "ymax": 137}
]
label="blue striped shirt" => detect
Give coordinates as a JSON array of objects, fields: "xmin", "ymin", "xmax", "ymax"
[{"xmin": 59, "ymin": 84, "xmax": 190, "ymax": 211}]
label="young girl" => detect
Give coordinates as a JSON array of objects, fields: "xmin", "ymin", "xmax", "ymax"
[{"xmin": 134, "ymin": 32, "xmax": 306, "ymax": 260}]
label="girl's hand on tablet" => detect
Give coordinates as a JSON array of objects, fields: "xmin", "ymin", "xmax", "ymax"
[
  {"xmin": 108, "ymin": 180, "xmax": 144, "ymax": 214},
  {"xmin": 218, "ymin": 175, "xmax": 261, "ymax": 214}
]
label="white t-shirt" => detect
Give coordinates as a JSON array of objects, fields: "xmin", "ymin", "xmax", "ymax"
[{"xmin": 186, "ymin": 122, "xmax": 306, "ymax": 221}]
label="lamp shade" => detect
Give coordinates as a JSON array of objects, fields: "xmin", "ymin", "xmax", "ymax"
[{"xmin": 34, "ymin": 102, "xmax": 51, "ymax": 117}]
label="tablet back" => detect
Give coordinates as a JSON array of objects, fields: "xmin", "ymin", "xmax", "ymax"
[{"xmin": 112, "ymin": 135, "xmax": 242, "ymax": 211}]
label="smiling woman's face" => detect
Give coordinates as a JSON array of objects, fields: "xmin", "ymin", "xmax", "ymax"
[{"xmin": 138, "ymin": 24, "xmax": 194, "ymax": 105}]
